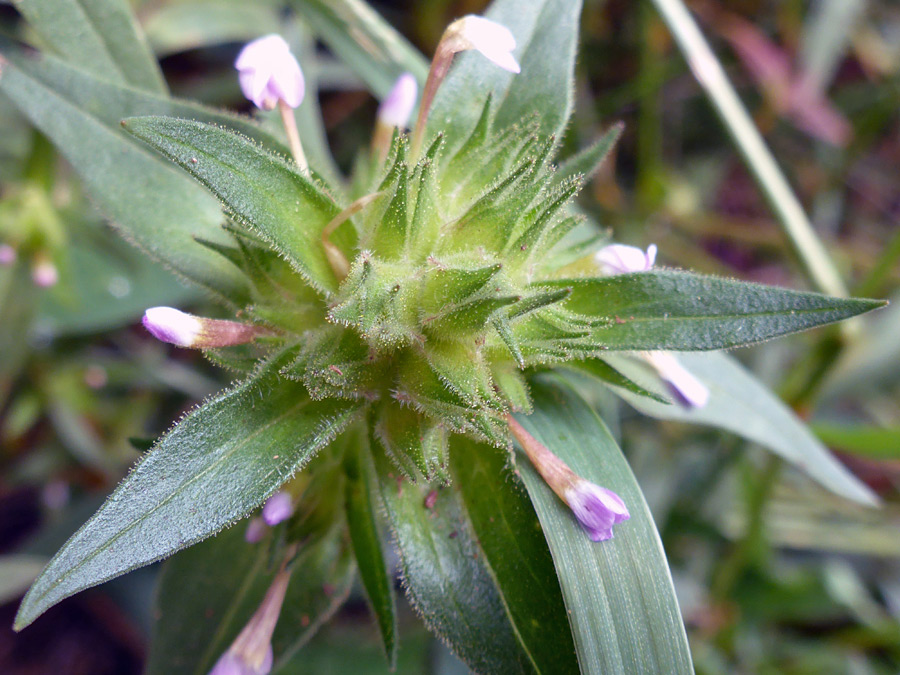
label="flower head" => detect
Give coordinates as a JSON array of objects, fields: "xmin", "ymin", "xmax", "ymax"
[
  {"xmin": 445, "ymin": 16, "xmax": 521, "ymax": 73},
  {"xmin": 142, "ymin": 307, "xmax": 266, "ymax": 349},
  {"xmin": 595, "ymin": 243, "xmax": 657, "ymax": 275},
  {"xmin": 208, "ymin": 567, "xmax": 291, "ymax": 675},
  {"xmin": 564, "ymin": 481, "xmax": 630, "ymax": 542},
  {"xmin": 378, "ymin": 73, "xmax": 418, "ymax": 128},
  {"xmin": 261, "ymin": 491, "xmax": 293, "ymax": 526},
  {"xmin": 235, "ymin": 35, "xmax": 305, "ymax": 111}
]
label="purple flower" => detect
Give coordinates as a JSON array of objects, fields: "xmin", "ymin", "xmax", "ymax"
[
  {"xmin": 142, "ymin": 307, "xmax": 264, "ymax": 349},
  {"xmin": 641, "ymin": 351, "xmax": 710, "ymax": 409},
  {"xmin": 446, "ymin": 16, "xmax": 521, "ymax": 73},
  {"xmin": 378, "ymin": 73, "xmax": 418, "ymax": 129},
  {"xmin": 31, "ymin": 257, "xmax": 58, "ymax": 287},
  {"xmin": 207, "ymin": 568, "xmax": 291, "ymax": 675},
  {"xmin": 595, "ymin": 243, "xmax": 657, "ymax": 275},
  {"xmin": 564, "ymin": 481, "xmax": 630, "ymax": 542},
  {"xmin": 507, "ymin": 415, "xmax": 630, "ymax": 542},
  {"xmin": 244, "ymin": 517, "xmax": 267, "ymax": 544},
  {"xmin": 235, "ymin": 35, "xmax": 305, "ymax": 111},
  {"xmin": 261, "ymin": 491, "xmax": 293, "ymax": 526},
  {"xmin": 0, "ymin": 244, "xmax": 16, "ymax": 266}
]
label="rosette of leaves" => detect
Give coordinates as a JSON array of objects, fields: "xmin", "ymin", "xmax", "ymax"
[{"xmin": 4, "ymin": 0, "xmax": 884, "ymax": 673}]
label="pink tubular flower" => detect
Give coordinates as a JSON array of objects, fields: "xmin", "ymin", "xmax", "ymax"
[
  {"xmin": 378, "ymin": 73, "xmax": 418, "ymax": 129},
  {"xmin": 261, "ymin": 491, "xmax": 293, "ymax": 527},
  {"xmin": 142, "ymin": 307, "xmax": 266, "ymax": 349},
  {"xmin": 507, "ymin": 415, "xmax": 630, "ymax": 541},
  {"xmin": 235, "ymin": 35, "xmax": 305, "ymax": 111},
  {"xmin": 208, "ymin": 567, "xmax": 291, "ymax": 675},
  {"xmin": 595, "ymin": 243, "xmax": 657, "ymax": 275}
]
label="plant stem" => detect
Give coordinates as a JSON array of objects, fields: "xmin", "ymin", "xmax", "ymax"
[
  {"xmin": 649, "ymin": 0, "xmax": 848, "ymax": 299},
  {"xmin": 278, "ymin": 99, "xmax": 308, "ymax": 172}
]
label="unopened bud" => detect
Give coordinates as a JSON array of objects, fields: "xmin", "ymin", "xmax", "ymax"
[
  {"xmin": 641, "ymin": 351, "xmax": 709, "ymax": 409},
  {"xmin": 595, "ymin": 243, "xmax": 657, "ymax": 276},
  {"xmin": 507, "ymin": 415, "xmax": 629, "ymax": 541},
  {"xmin": 261, "ymin": 491, "xmax": 293, "ymax": 526},
  {"xmin": 235, "ymin": 35, "xmax": 305, "ymax": 111},
  {"xmin": 378, "ymin": 73, "xmax": 418, "ymax": 128},
  {"xmin": 444, "ymin": 16, "xmax": 521, "ymax": 73},
  {"xmin": 142, "ymin": 307, "xmax": 266, "ymax": 349}
]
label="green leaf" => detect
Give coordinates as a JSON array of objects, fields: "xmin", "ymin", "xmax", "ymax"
[
  {"xmin": 374, "ymin": 448, "xmax": 535, "ymax": 674},
  {"xmin": 17, "ymin": 0, "xmax": 167, "ymax": 93},
  {"xmin": 0, "ymin": 45, "xmax": 252, "ymax": 301},
  {"xmin": 147, "ymin": 520, "xmax": 354, "ymax": 675},
  {"xmin": 561, "ymin": 358, "xmax": 670, "ymax": 404},
  {"xmin": 124, "ymin": 116, "xmax": 346, "ymax": 295},
  {"xmin": 0, "ymin": 261, "xmax": 38, "ymax": 400},
  {"xmin": 14, "ymin": 356, "xmax": 364, "ymax": 630},
  {"xmin": 429, "ymin": 0, "xmax": 582, "ymax": 146},
  {"xmin": 289, "ymin": 0, "xmax": 428, "ymax": 99},
  {"xmin": 600, "ymin": 351, "xmax": 879, "ymax": 505},
  {"xmin": 515, "ymin": 374, "xmax": 693, "ymax": 674},
  {"xmin": 538, "ymin": 271, "xmax": 884, "ymax": 350},
  {"xmin": 451, "ymin": 438, "xmax": 579, "ymax": 674},
  {"xmin": 345, "ymin": 437, "xmax": 397, "ymax": 665},
  {"xmin": 812, "ymin": 424, "xmax": 900, "ymax": 461}
]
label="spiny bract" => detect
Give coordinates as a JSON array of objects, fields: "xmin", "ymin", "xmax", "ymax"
[{"xmin": 201, "ymin": 98, "xmax": 615, "ymax": 482}]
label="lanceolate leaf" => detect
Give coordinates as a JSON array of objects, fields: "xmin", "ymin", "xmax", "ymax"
[
  {"xmin": 451, "ymin": 438, "xmax": 580, "ymax": 674},
  {"xmin": 0, "ymin": 47, "xmax": 249, "ymax": 301},
  {"xmin": 599, "ymin": 351, "xmax": 879, "ymax": 505},
  {"xmin": 14, "ymin": 356, "xmax": 364, "ymax": 630},
  {"xmin": 429, "ymin": 0, "xmax": 582, "ymax": 147},
  {"xmin": 124, "ymin": 116, "xmax": 346, "ymax": 295},
  {"xmin": 538, "ymin": 271, "xmax": 884, "ymax": 351},
  {"xmin": 345, "ymin": 435, "xmax": 397, "ymax": 665},
  {"xmin": 374, "ymin": 447, "xmax": 535, "ymax": 674},
  {"xmin": 17, "ymin": 0, "xmax": 167, "ymax": 94},
  {"xmin": 516, "ymin": 374, "xmax": 693, "ymax": 674}
]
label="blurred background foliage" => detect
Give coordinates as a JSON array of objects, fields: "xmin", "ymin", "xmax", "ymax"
[{"xmin": 0, "ymin": 0, "xmax": 898, "ymax": 673}]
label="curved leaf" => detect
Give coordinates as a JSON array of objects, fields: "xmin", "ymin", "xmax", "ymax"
[
  {"xmin": 374, "ymin": 446, "xmax": 535, "ymax": 674},
  {"xmin": 451, "ymin": 437, "xmax": 579, "ymax": 674},
  {"xmin": 17, "ymin": 0, "xmax": 166, "ymax": 93},
  {"xmin": 124, "ymin": 116, "xmax": 347, "ymax": 295},
  {"xmin": 14, "ymin": 357, "xmax": 363, "ymax": 630},
  {"xmin": 600, "ymin": 351, "xmax": 879, "ymax": 505},
  {"xmin": 515, "ymin": 374, "xmax": 693, "ymax": 674}
]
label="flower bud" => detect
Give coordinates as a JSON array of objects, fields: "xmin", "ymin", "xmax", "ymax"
[
  {"xmin": 31, "ymin": 257, "xmax": 58, "ymax": 287},
  {"xmin": 445, "ymin": 15, "xmax": 521, "ymax": 74},
  {"xmin": 0, "ymin": 244, "xmax": 16, "ymax": 266},
  {"xmin": 378, "ymin": 73, "xmax": 418, "ymax": 129},
  {"xmin": 208, "ymin": 567, "xmax": 291, "ymax": 675},
  {"xmin": 641, "ymin": 351, "xmax": 710, "ymax": 409},
  {"xmin": 235, "ymin": 35, "xmax": 305, "ymax": 111},
  {"xmin": 595, "ymin": 243, "xmax": 657, "ymax": 275},
  {"xmin": 507, "ymin": 415, "xmax": 630, "ymax": 541},
  {"xmin": 142, "ymin": 307, "xmax": 266, "ymax": 349},
  {"xmin": 261, "ymin": 491, "xmax": 293, "ymax": 526},
  {"xmin": 244, "ymin": 517, "xmax": 267, "ymax": 544}
]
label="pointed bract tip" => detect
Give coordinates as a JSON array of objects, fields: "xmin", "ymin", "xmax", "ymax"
[
  {"xmin": 378, "ymin": 72, "xmax": 418, "ymax": 128},
  {"xmin": 564, "ymin": 481, "xmax": 630, "ymax": 542},
  {"xmin": 235, "ymin": 34, "xmax": 305, "ymax": 110}
]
